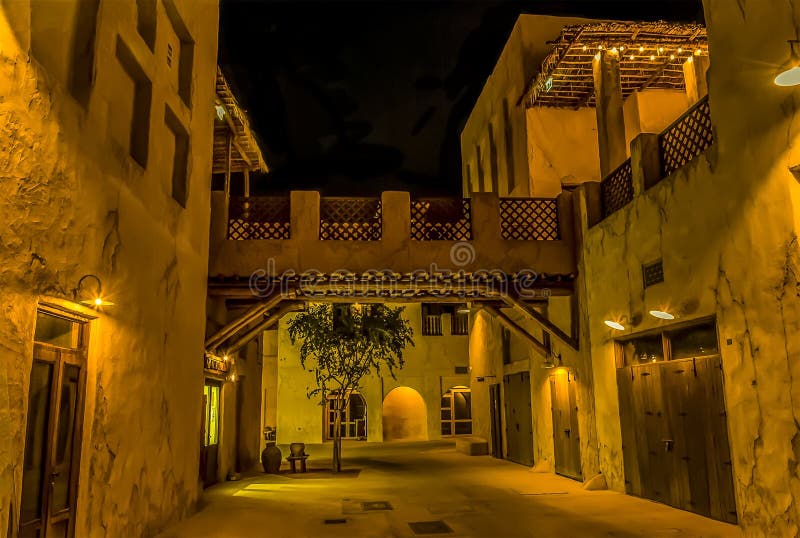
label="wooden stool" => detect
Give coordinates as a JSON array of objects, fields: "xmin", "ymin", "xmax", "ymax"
[{"xmin": 287, "ymin": 442, "xmax": 309, "ymax": 473}]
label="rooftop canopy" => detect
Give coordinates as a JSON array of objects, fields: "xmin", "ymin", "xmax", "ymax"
[
  {"xmin": 213, "ymin": 67, "xmax": 268, "ymax": 174},
  {"xmin": 522, "ymin": 21, "xmax": 708, "ymax": 109}
]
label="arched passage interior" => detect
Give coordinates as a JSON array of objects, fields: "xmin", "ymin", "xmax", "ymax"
[{"xmin": 382, "ymin": 387, "xmax": 428, "ymax": 441}]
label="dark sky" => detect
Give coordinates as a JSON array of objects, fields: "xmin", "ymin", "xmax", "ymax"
[{"xmin": 219, "ymin": 1, "xmax": 703, "ymax": 196}]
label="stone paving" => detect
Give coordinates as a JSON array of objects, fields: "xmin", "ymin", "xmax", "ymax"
[{"xmin": 159, "ymin": 441, "xmax": 742, "ymax": 538}]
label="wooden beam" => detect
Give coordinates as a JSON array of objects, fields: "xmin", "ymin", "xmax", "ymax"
[
  {"xmin": 224, "ymin": 302, "xmax": 304, "ymax": 355},
  {"xmin": 224, "ymin": 131, "xmax": 232, "ymax": 195},
  {"xmin": 480, "ymin": 304, "xmax": 550, "ymax": 357},
  {"xmin": 205, "ymin": 291, "xmax": 290, "ymax": 350},
  {"xmin": 500, "ymin": 294, "xmax": 579, "ymax": 351}
]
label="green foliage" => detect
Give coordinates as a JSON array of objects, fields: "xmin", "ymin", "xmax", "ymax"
[{"xmin": 287, "ymin": 303, "xmax": 414, "ymax": 402}]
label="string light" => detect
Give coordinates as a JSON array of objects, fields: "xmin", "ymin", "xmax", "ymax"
[
  {"xmin": 669, "ymin": 54, "xmax": 675, "ymax": 60},
  {"xmin": 594, "ymin": 52, "xmax": 601, "ymax": 61},
  {"xmin": 639, "ymin": 45, "xmax": 644, "ymax": 52},
  {"xmin": 582, "ymin": 45, "xmax": 588, "ymax": 51},
  {"xmin": 677, "ymin": 47, "xmax": 683, "ymax": 54},
  {"xmin": 619, "ymin": 45, "xmax": 625, "ymax": 51},
  {"xmin": 695, "ymin": 48, "xmax": 702, "ymax": 56},
  {"xmin": 650, "ymin": 54, "xmax": 656, "ymax": 61},
  {"xmin": 629, "ymin": 54, "xmax": 635, "ymax": 60},
  {"xmin": 658, "ymin": 46, "xmax": 664, "ymax": 54},
  {"xmin": 611, "ymin": 46, "xmax": 618, "ymax": 54},
  {"xmin": 687, "ymin": 55, "xmax": 693, "ymax": 64}
]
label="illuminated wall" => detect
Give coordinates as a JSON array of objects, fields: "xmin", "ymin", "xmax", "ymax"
[{"xmin": 0, "ymin": 1, "xmax": 218, "ymax": 535}]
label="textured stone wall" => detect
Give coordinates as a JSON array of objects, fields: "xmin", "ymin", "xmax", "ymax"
[
  {"xmin": 577, "ymin": 1, "xmax": 800, "ymax": 534},
  {"xmin": 0, "ymin": 1, "xmax": 218, "ymax": 535},
  {"xmin": 273, "ymin": 304, "xmax": 469, "ymax": 445}
]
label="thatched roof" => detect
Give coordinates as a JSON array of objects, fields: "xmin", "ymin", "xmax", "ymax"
[
  {"xmin": 522, "ymin": 21, "xmax": 708, "ymax": 109},
  {"xmin": 213, "ymin": 67, "xmax": 268, "ymax": 174}
]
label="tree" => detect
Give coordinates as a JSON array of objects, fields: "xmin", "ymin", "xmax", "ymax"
[{"xmin": 287, "ymin": 303, "xmax": 414, "ymax": 472}]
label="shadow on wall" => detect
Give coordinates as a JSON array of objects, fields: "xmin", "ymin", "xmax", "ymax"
[{"xmin": 382, "ymin": 387, "xmax": 428, "ymax": 442}]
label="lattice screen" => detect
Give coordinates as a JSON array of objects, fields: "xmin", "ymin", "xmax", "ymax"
[
  {"xmin": 660, "ymin": 95, "xmax": 713, "ymax": 177},
  {"xmin": 601, "ymin": 159, "xmax": 634, "ymax": 218},
  {"xmin": 319, "ymin": 198, "xmax": 382, "ymax": 240},
  {"xmin": 410, "ymin": 198, "xmax": 472, "ymax": 240},
  {"xmin": 227, "ymin": 196, "xmax": 290, "ymax": 240},
  {"xmin": 499, "ymin": 199, "xmax": 560, "ymax": 240}
]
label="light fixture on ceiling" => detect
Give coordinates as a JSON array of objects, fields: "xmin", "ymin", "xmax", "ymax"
[
  {"xmin": 604, "ymin": 320, "xmax": 625, "ymax": 331},
  {"xmin": 649, "ymin": 310, "xmax": 675, "ymax": 320},
  {"xmin": 74, "ymin": 274, "xmax": 114, "ymax": 308},
  {"xmin": 775, "ymin": 40, "xmax": 800, "ymax": 86}
]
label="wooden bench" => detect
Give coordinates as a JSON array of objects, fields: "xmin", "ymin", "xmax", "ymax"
[
  {"xmin": 455, "ymin": 436, "xmax": 489, "ymax": 456},
  {"xmin": 286, "ymin": 442, "xmax": 309, "ymax": 473}
]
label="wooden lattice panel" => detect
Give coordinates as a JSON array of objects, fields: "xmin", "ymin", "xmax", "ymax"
[
  {"xmin": 320, "ymin": 198, "xmax": 382, "ymax": 241},
  {"xmin": 227, "ymin": 196, "xmax": 290, "ymax": 240},
  {"xmin": 601, "ymin": 159, "xmax": 634, "ymax": 218},
  {"xmin": 410, "ymin": 198, "xmax": 472, "ymax": 240},
  {"xmin": 659, "ymin": 95, "xmax": 713, "ymax": 177},
  {"xmin": 499, "ymin": 199, "xmax": 560, "ymax": 240}
]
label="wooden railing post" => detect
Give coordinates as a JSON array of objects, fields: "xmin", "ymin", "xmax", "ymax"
[
  {"xmin": 291, "ymin": 191, "xmax": 320, "ymax": 241},
  {"xmin": 630, "ymin": 133, "xmax": 662, "ymax": 194}
]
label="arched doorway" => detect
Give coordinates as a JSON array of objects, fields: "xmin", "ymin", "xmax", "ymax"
[
  {"xmin": 382, "ymin": 387, "xmax": 428, "ymax": 441},
  {"xmin": 441, "ymin": 386, "xmax": 472, "ymax": 436},
  {"xmin": 325, "ymin": 392, "xmax": 367, "ymax": 441}
]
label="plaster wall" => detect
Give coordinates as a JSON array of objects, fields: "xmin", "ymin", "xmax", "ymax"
[
  {"xmin": 622, "ymin": 89, "xmax": 689, "ymax": 152},
  {"xmin": 0, "ymin": 2, "xmax": 218, "ymax": 535},
  {"xmin": 460, "ymin": 15, "xmax": 594, "ymax": 198},
  {"xmin": 574, "ymin": 1, "xmax": 800, "ymax": 534},
  {"xmin": 272, "ymin": 304, "xmax": 469, "ymax": 445},
  {"xmin": 526, "ymin": 107, "xmax": 601, "ymax": 197}
]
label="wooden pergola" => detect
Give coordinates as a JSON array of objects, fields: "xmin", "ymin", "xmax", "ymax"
[
  {"xmin": 213, "ymin": 67, "xmax": 267, "ymax": 194},
  {"xmin": 521, "ymin": 21, "xmax": 708, "ymax": 109}
]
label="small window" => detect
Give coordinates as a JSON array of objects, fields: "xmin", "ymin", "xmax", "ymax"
[
  {"xmin": 441, "ymin": 386, "xmax": 472, "ymax": 436},
  {"xmin": 165, "ymin": 105, "xmax": 189, "ymax": 207},
  {"xmin": 621, "ymin": 334, "xmax": 664, "ymax": 366},
  {"xmin": 421, "ymin": 304, "xmax": 443, "ymax": 336},
  {"xmin": 642, "ymin": 259, "xmax": 664, "ymax": 288},
  {"xmin": 669, "ymin": 322, "xmax": 718, "ymax": 360}
]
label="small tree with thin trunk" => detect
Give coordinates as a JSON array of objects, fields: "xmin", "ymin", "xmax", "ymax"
[{"xmin": 287, "ymin": 303, "xmax": 414, "ymax": 472}]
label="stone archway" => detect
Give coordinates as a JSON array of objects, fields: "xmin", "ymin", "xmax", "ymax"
[{"xmin": 382, "ymin": 387, "xmax": 428, "ymax": 442}]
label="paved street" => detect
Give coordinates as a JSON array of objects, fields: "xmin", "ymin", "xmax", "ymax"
[{"xmin": 160, "ymin": 441, "xmax": 741, "ymax": 538}]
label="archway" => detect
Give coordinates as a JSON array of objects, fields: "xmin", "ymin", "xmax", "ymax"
[{"xmin": 382, "ymin": 387, "xmax": 428, "ymax": 442}]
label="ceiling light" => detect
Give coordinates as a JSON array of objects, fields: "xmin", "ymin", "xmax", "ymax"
[
  {"xmin": 604, "ymin": 320, "xmax": 625, "ymax": 331},
  {"xmin": 649, "ymin": 310, "xmax": 674, "ymax": 320}
]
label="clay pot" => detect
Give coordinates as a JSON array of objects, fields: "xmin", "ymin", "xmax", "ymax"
[{"xmin": 261, "ymin": 442, "xmax": 282, "ymax": 473}]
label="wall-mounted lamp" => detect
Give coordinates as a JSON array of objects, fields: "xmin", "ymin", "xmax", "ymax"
[
  {"xmin": 775, "ymin": 40, "xmax": 800, "ymax": 86},
  {"xmin": 456, "ymin": 303, "xmax": 470, "ymax": 315},
  {"xmin": 542, "ymin": 351, "xmax": 562, "ymax": 369},
  {"xmin": 215, "ymin": 104, "xmax": 226, "ymax": 121},
  {"xmin": 73, "ymin": 274, "xmax": 114, "ymax": 309},
  {"xmin": 604, "ymin": 320, "xmax": 625, "ymax": 331},
  {"xmin": 649, "ymin": 310, "xmax": 675, "ymax": 320}
]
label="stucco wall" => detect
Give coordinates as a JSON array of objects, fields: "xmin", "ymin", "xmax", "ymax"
[
  {"xmin": 0, "ymin": 2, "xmax": 218, "ymax": 535},
  {"xmin": 574, "ymin": 1, "xmax": 800, "ymax": 534},
  {"xmin": 526, "ymin": 107, "xmax": 601, "ymax": 197},
  {"xmin": 623, "ymin": 89, "xmax": 689, "ymax": 152},
  {"xmin": 460, "ymin": 15, "xmax": 594, "ymax": 198},
  {"xmin": 272, "ymin": 304, "xmax": 469, "ymax": 445}
]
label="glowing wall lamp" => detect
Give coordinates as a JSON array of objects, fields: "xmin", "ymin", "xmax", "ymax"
[
  {"xmin": 604, "ymin": 320, "xmax": 626, "ymax": 331},
  {"xmin": 74, "ymin": 274, "xmax": 114, "ymax": 308},
  {"xmin": 775, "ymin": 40, "xmax": 800, "ymax": 86},
  {"xmin": 456, "ymin": 303, "xmax": 470, "ymax": 315},
  {"xmin": 649, "ymin": 310, "xmax": 675, "ymax": 320}
]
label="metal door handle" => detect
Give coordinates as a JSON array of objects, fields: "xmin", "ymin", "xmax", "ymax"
[{"xmin": 662, "ymin": 439, "xmax": 674, "ymax": 452}]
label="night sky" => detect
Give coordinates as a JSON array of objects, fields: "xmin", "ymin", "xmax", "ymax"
[{"xmin": 219, "ymin": 1, "xmax": 703, "ymax": 196}]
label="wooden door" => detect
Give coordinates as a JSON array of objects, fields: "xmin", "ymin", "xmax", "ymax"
[
  {"xmin": 618, "ymin": 355, "xmax": 737, "ymax": 523},
  {"xmin": 550, "ymin": 370, "xmax": 582, "ymax": 480},
  {"xmin": 503, "ymin": 372, "xmax": 533, "ymax": 466},
  {"xmin": 20, "ymin": 336, "xmax": 87, "ymax": 538},
  {"xmin": 489, "ymin": 383, "xmax": 503, "ymax": 458},
  {"xmin": 201, "ymin": 382, "xmax": 221, "ymax": 487}
]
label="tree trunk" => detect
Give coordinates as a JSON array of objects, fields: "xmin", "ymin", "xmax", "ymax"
[{"xmin": 332, "ymin": 396, "xmax": 343, "ymax": 473}]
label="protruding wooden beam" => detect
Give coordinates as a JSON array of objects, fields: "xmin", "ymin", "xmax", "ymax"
[
  {"xmin": 500, "ymin": 293, "xmax": 579, "ymax": 351},
  {"xmin": 224, "ymin": 301, "xmax": 304, "ymax": 355},
  {"xmin": 205, "ymin": 291, "xmax": 291, "ymax": 350},
  {"xmin": 480, "ymin": 304, "xmax": 550, "ymax": 357}
]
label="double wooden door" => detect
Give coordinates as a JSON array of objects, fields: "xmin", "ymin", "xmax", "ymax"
[
  {"xmin": 503, "ymin": 372, "xmax": 534, "ymax": 466},
  {"xmin": 550, "ymin": 370, "xmax": 582, "ymax": 480},
  {"xmin": 20, "ymin": 342, "xmax": 86, "ymax": 538},
  {"xmin": 617, "ymin": 356, "xmax": 737, "ymax": 523}
]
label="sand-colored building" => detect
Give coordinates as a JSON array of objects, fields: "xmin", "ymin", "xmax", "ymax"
[{"xmin": 0, "ymin": 1, "xmax": 218, "ymax": 535}]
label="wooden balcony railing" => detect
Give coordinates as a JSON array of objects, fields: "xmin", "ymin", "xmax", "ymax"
[
  {"xmin": 659, "ymin": 95, "xmax": 713, "ymax": 178},
  {"xmin": 500, "ymin": 198, "xmax": 560, "ymax": 240},
  {"xmin": 600, "ymin": 159, "xmax": 634, "ymax": 219},
  {"xmin": 227, "ymin": 196, "xmax": 290, "ymax": 240},
  {"xmin": 411, "ymin": 198, "xmax": 472, "ymax": 240},
  {"xmin": 319, "ymin": 197, "xmax": 382, "ymax": 241}
]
